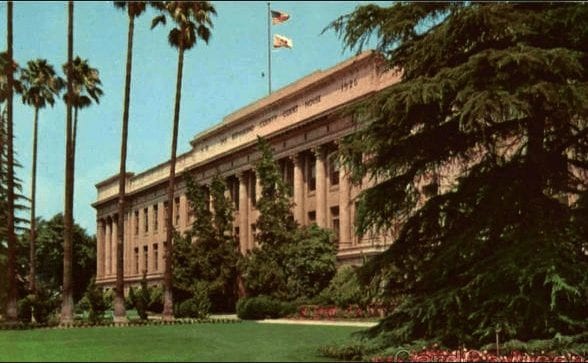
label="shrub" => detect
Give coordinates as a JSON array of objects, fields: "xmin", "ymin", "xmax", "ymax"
[
  {"xmin": 236, "ymin": 295, "xmax": 295, "ymax": 320},
  {"xmin": 17, "ymin": 286, "xmax": 59, "ymax": 324},
  {"xmin": 102, "ymin": 288, "xmax": 114, "ymax": 310},
  {"xmin": 176, "ymin": 282, "xmax": 210, "ymax": 319},
  {"xmin": 85, "ymin": 277, "xmax": 107, "ymax": 324},
  {"xmin": 316, "ymin": 265, "xmax": 365, "ymax": 308},
  {"xmin": 130, "ymin": 276, "xmax": 151, "ymax": 320},
  {"xmin": 148, "ymin": 285, "xmax": 164, "ymax": 313}
]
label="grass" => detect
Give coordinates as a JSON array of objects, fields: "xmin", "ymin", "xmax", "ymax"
[{"xmin": 0, "ymin": 321, "xmax": 364, "ymax": 362}]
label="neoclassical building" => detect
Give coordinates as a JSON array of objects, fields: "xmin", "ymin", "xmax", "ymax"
[{"xmin": 92, "ymin": 51, "xmax": 401, "ymax": 288}]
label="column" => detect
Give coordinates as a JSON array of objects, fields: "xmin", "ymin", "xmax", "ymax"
[
  {"xmin": 97, "ymin": 219, "xmax": 104, "ymax": 279},
  {"xmin": 291, "ymin": 153, "xmax": 304, "ymax": 224},
  {"xmin": 111, "ymin": 214, "xmax": 118, "ymax": 278},
  {"xmin": 124, "ymin": 212, "xmax": 130, "ymax": 277},
  {"xmin": 180, "ymin": 194, "xmax": 189, "ymax": 229},
  {"xmin": 339, "ymin": 165, "xmax": 352, "ymax": 246},
  {"xmin": 314, "ymin": 146, "xmax": 327, "ymax": 228},
  {"xmin": 255, "ymin": 171, "xmax": 262, "ymax": 204},
  {"xmin": 238, "ymin": 172, "xmax": 249, "ymax": 254},
  {"xmin": 105, "ymin": 218, "xmax": 112, "ymax": 278},
  {"xmin": 158, "ymin": 201, "xmax": 165, "ymax": 273}
]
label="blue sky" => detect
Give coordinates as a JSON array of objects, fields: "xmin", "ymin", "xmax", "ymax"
[{"xmin": 0, "ymin": 1, "xmax": 384, "ymax": 235}]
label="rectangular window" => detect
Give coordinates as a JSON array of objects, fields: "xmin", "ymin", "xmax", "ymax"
[
  {"xmin": 231, "ymin": 177, "xmax": 239, "ymax": 209},
  {"xmin": 153, "ymin": 243, "xmax": 158, "ymax": 271},
  {"xmin": 308, "ymin": 155, "xmax": 316, "ymax": 191},
  {"xmin": 134, "ymin": 210, "xmax": 139, "ymax": 235},
  {"xmin": 143, "ymin": 208, "xmax": 149, "ymax": 233},
  {"xmin": 153, "ymin": 204, "xmax": 159, "ymax": 231},
  {"xmin": 308, "ymin": 211, "xmax": 316, "ymax": 224},
  {"xmin": 251, "ymin": 223, "xmax": 257, "ymax": 246},
  {"xmin": 163, "ymin": 201, "xmax": 169, "ymax": 230},
  {"xmin": 174, "ymin": 197, "xmax": 180, "ymax": 226},
  {"xmin": 329, "ymin": 154, "xmax": 340, "ymax": 186},
  {"xmin": 331, "ymin": 206, "xmax": 340, "ymax": 243},
  {"xmin": 143, "ymin": 245, "xmax": 148, "ymax": 273},
  {"xmin": 134, "ymin": 247, "xmax": 139, "ymax": 274},
  {"xmin": 251, "ymin": 173, "xmax": 257, "ymax": 207}
]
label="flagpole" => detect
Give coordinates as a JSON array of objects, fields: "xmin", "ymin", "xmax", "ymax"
[{"xmin": 267, "ymin": 1, "xmax": 272, "ymax": 95}]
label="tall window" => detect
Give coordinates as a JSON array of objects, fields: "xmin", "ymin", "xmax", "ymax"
[
  {"xmin": 331, "ymin": 206, "xmax": 340, "ymax": 243},
  {"xmin": 308, "ymin": 155, "xmax": 316, "ymax": 191},
  {"xmin": 153, "ymin": 243, "xmax": 159, "ymax": 271},
  {"xmin": 308, "ymin": 210, "xmax": 316, "ymax": 224},
  {"xmin": 153, "ymin": 204, "xmax": 159, "ymax": 231},
  {"xmin": 163, "ymin": 201, "xmax": 169, "ymax": 230},
  {"xmin": 174, "ymin": 197, "xmax": 180, "ymax": 226},
  {"xmin": 143, "ymin": 245, "xmax": 148, "ymax": 273},
  {"xmin": 229, "ymin": 176, "xmax": 239, "ymax": 208},
  {"xmin": 134, "ymin": 247, "xmax": 139, "ymax": 274},
  {"xmin": 280, "ymin": 159, "xmax": 294, "ymax": 195},
  {"xmin": 134, "ymin": 210, "xmax": 139, "ymax": 235},
  {"xmin": 251, "ymin": 173, "xmax": 257, "ymax": 207},
  {"xmin": 143, "ymin": 207, "xmax": 149, "ymax": 233}
]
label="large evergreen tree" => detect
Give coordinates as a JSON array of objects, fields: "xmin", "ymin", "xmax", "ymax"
[{"xmin": 327, "ymin": 2, "xmax": 588, "ymax": 347}]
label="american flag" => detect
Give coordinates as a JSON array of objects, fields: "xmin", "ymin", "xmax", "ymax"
[{"xmin": 271, "ymin": 10, "xmax": 290, "ymax": 25}]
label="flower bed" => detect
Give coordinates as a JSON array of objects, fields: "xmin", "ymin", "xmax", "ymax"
[
  {"xmin": 295, "ymin": 304, "xmax": 386, "ymax": 320},
  {"xmin": 370, "ymin": 349, "xmax": 587, "ymax": 362}
]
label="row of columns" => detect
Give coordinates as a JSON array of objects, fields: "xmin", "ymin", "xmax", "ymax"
[
  {"xmin": 97, "ymin": 145, "xmax": 357, "ymax": 281},
  {"xmin": 235, "ymin": 144, "xmax": 353, "ymax": 254}
]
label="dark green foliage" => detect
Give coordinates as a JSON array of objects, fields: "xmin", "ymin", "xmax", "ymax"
[
  {"xmin": 240, "ymin": 137, "xmax": 337, "ymax": 301},
  {"xmin": 316, "ymin": 266, "xmax": 364, "ymax": 308},
  {"xmin": 236, "ymin": 295, "xmax": 296, "ymax": 320},
  {"xmin": 84, "ymin": 277, "xmax": 107, "ymax": 324},
  {"xmin": 148, "ymin": 285, "xmax": 164, "ymax": 313},
  {"xmin": 326, "ymin": 2, "xmax": 588, "ymax": 348},
  {"xmin": 173, "ymin": 173, "xmax": 240, "ymax": 312},
  {"xmin": 130, "ymin": 273, "xmax": 150, "ymax": 320},
  {"xmin": 286, "ymin": 225, "xmax": 337, "ymax": 299},
  {"xmin": 25, "ymin": 213, "xmax": 95, "ymax": 303},
  {"xmin": 175, "ymin": 281, "xmax": 210, "ymax": 319}
]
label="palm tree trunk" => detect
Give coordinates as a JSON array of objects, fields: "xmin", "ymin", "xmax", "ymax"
[
  {"xmin": 5, "ymin": 0, "xmax": 18, "ymax": 324},
  {"xmin": 113, "ymin": 13, "xmax": 137, "ymax": 323},
  {"xmin": 61, "ymin": 0, "xmax": 75, "ymax": 325},
  {"xmin": 162, "ymin": 44, "xmax": 185, "ymax": 321},
  {"xmin": 72, "ymin": 106, "xmax": 78, "ymax": 168},
  {"xmin": 29, "ymin": 107, "xmax": 39, "ymax": 294}
]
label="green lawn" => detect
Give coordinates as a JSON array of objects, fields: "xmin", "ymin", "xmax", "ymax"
[{"xmin": 0, "ymin": 322, "xmax": 363, "ymax": 362}]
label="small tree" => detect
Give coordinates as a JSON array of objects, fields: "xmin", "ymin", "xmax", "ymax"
[{"xmin": 84, "ymin": 277, "xmax": 107, "ymax": 324}]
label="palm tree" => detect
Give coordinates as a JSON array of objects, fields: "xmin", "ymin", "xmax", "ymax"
[
  {"xmin": 20, "ymin": 59, "xmax": 64, "ymax": 297},
  {"xmin": 112, "ymin": 0, "xmax": 147, "ymax": 323},
  {"xmin": 3, "ymin": 0, "xmax": 18, "ymax": 323},
  {"xmin": 61, "ymin": 0, "xmax": 75, "ymax": 324},
  {"xmin": 151, "ymin": 1, "xmax": 216, "ymax": 320},
  {"xmin": 62, "ymin": 56, "xmax": 103, "ymax": 163}
]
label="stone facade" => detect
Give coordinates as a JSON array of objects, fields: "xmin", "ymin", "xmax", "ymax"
[{"xmin": 92, "ymin": 51, "xmax": 401, "ymax": 288}]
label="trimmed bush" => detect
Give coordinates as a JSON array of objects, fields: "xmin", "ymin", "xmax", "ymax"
[{"xmin": 236, "ymin": 295, "xmax": 295, "ymax": 320}]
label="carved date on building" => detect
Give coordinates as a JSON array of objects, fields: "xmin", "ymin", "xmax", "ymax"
[{"xmin": 339, "ymin": 78, "xmax": 358, "ymax": 92}]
